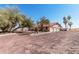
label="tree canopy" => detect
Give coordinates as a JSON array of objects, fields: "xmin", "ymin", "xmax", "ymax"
[
  {"xmin": 39, "ymin": 16, "xmax": 50, "ymax": 26},
  {"xmin": 0, "ymin": 6, "xmax": 34, "ymax": 32}
]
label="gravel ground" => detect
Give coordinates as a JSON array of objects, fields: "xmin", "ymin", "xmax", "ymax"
[{"xmin": 0, "ymin": 31, "xmax": 79, "ymax": 54}]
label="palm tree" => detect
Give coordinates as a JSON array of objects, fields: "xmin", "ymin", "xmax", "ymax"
[
  {"xmin": 67, "ymin": 16, "xmax": 71, "ymax": 20},
  {"xmin": 68, "ymin": 21, "xmax": 73, "ymax": 30},
  {"xmin": 67, "ymin": 16, "xmax": 73, "ymax": 30},
  {"xmin": 63, "ymin": 16, "xmax": 68, "ymax": 28}
]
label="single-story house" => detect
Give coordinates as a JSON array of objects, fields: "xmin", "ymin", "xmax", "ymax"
[
  {"xmin": 49, "ymin": 23, "xmax": 62, "ymax": 32},
  {"xmin": 38, "ymin": 22, "xmax": 62, "ymax": 32}
]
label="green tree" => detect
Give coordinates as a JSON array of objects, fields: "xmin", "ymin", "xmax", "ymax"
[
  {"xmin": 38, "ymin": 16, "xmax": 50, "ymax": 31},
  {"xmin": 12, "ymin": 14, "xmax": 28, "ymax": 32},
  {"xmin": 67, "ymin": 16, "xmax": 73, "ymax": 30},
  {"xmin": 26, "ymin": 17, "xmax": 34, "ymax": 30},
  {"xmin": 68, "ymin": 21, "xmax": 73, "ymax": 30},
  {"xmin": 63, "ymin": 16, "xmax": 68, "ymax": 28},
  {"xmin": 63, "ymin": 16, "xmax": 73, "ymax": 30},
  {"xmin": 0, "ymin": 6, "xmax": 28, "ymax": 32},
  {"xmin": 40, "ymin": 16, "xmax": 50, "ymax": 25},
  {"xmin": 67, "ymin": 16, "xmax": 71, "ymax": 20}
]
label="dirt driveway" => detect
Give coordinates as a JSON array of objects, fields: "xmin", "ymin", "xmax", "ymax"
[{"xmin": 0, "ymin": 31, "xmax": 79, "ymax": 54}]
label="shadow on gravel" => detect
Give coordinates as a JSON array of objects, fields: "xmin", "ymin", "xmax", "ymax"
[{"xmin": 16, "ymin": 31, "xmax": 35, "ymax": 36}]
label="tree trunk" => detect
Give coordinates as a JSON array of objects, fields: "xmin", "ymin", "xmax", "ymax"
[
  {"xmin": 12, "ymin": 27, "xmax": 20, "ymax": 32},
  {"xmin": 65, "ymin": 24, "xmax": 67, "ymax": 28},
  {"xmin": 70, "ymin": 26, "xmax": 71, "ymax": 30}
]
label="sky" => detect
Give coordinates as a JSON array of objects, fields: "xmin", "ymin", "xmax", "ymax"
[{"xmin": 0, "ymin": 4, "xmax": 79, "ymax": 28}]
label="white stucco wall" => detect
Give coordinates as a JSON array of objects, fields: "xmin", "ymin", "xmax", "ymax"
[{"xmin": 49, "ymin": 25, "xmax": 60, "ymax": 32}]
